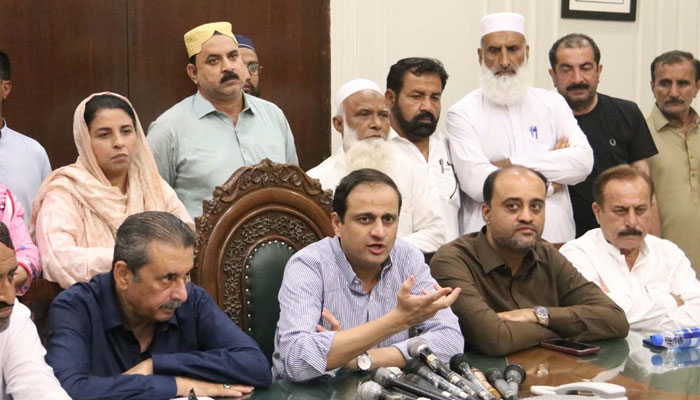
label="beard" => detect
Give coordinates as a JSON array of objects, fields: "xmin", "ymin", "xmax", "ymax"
[
  {"xmin": 391, "ymin": 100, "xmax": 438, "ymax": 142},
  {"xmin": 480, "ymin": 60, "xmax": 531, "ymax": 106},
  {"xmin": 562, "ymin": 83, "xmax": 596, "ymax": 112},
  {"xmin": 343, "ymin": 126, "xmax": 394, "ymax": 177}
]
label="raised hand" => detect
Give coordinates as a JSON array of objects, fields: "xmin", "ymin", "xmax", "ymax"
[{"xmin": 393, "ymin": 276, "xmax": 460, "ymax": 329}]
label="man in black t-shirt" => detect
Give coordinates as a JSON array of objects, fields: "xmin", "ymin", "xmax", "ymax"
[{"xmin": 548, "ymin": 33, "xmax": 659, "ymax": 238}]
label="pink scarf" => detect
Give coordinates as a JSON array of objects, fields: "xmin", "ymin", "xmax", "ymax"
[{"xmin": 30, "ymin": 92, "xmax": 166, "ymax": 243}]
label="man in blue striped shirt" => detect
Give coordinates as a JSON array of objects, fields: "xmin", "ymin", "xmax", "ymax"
[{"xmin": 273, "ymin": 168, "xmax": 463, "ymax": 382}]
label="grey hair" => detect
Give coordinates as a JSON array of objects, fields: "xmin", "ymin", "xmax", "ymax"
[{"xmin": 112, "ymin": 211, "xmax": 194, "ymax": 279}]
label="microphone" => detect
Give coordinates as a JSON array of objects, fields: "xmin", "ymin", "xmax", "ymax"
[
  {"xmin": 504, "ymin": 364, "xmax": 526, "ymax": 397},
  {"xmin": 402, "ymin": 374, "xmax": 461, "ymax": 400},
  {"xmin": 404, "ymin": 358, "xmax": 474, "ymax": 400},
  {"xmin": 408, "ymin": 338, "xmax": 477, "ymax": 398},
  {"xmin": 374, "ymin": 367, "xmax": 453, "ymax": 400},
  {"xmin": 449, "ymin": 354, "xmax": 496, "ymax": 400},
  {"xmin": 469, "ymin": 369, "xmax": 499, "ymax": 399},
  {"xmin": 359, "ymin": 380, "xmax": 421, "ymax": 400},
  {"xmin": 484, "ymin": 368, "xmax": 516, "ymax": 400}
]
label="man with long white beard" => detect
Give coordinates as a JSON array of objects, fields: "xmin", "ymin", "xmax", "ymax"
[
  {"xmin": 308, "ymin": 79, "xmax": 444, "ymax": 253},
  {"xmin": 446, "ymin": 12, "xmax": 593, "ymax": 244}
]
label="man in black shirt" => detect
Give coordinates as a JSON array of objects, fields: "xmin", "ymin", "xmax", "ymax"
[{"xmin": 548, "ymin": 33, "xmax": 659, "ymax": 237}]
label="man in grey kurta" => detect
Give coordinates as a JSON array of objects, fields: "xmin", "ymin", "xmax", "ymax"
[{"xmin": 148, "ymin": 22, "xmax": 297, "ymax": 218}]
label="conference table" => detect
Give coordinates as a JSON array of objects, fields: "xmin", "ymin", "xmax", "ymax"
[{"xmin": 247, "ymin": 332, "xmax": 700, "ymax": 399}]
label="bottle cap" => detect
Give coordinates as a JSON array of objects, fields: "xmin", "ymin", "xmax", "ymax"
[
  {"xmin": 650, "ymin": 334, "xmax": 663, "ymax": 346},
  {"xmin": 651, "ymin": 354, "xmax": 663, "ymax": 366}
]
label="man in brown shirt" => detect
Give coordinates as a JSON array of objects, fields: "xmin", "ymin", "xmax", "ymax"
[
  {"xmin": 646, "ymin": 50, "xmax": 700, "ymax": 274},
  {"xmin": 431, "ymin": 166, "xmax": 629, "ymax": 356}
]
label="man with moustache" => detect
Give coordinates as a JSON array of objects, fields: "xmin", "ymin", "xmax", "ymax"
[
  {"xmin": 274, "ymin": 169, "xmax": 463, "ymax": 382},
  {"xmin": 308, "ymin": 79, "xmax": 444, "ymax": 253},
  {"xmin": 548, "ymin": 34, "xmax": 658, "ymax": 238},
  {"xmin": 148, "ymin": 22, "xmax": 297, "ymax": 218},
  {"xmin": 234, "ymin": 34, "xmax": 261, "ymax": 97},
  {"xmin": 387, "ymin": 58, "xmax": 461, "ymax": 242},
  {"xmin": 431, "ymin": 166, "xmax": 628, "ymax": 356},
  {"xmin": 560, "ymin": 165, "xmax": 700, "ymax": 331},
  {"xmin": 446, "ymin": 12, "xmax": 593, "ymax": 244},
  {"xmin": 645, "ymin": 50, "xmax": 700, "ymax": 273},
  {"xmin": 0, "ymin": 222, "xmax": 71, "ymax": 399},
  {"xmin": 46, "ymin": 212, "xmax": 271, "ymax": 399}
]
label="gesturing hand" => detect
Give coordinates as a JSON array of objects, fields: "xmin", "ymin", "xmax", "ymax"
[
  {"xmin": 316, "ymin": 307, "xmax": 342, "ymax": 332},
  {"xmin": 393, "ymin": 276, "xmax": 460, "ymax": 329}
]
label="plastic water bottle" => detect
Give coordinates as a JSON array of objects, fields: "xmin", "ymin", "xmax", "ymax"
[
  {"xmin": 650, "ymin": 327, "xmax": 700, "ymax": 348},
  {"xmin": 651, "ymin": 347, "xmax": 700, "ymax": 368}
]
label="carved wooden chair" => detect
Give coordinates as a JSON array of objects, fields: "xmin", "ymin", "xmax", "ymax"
[
  {"xmin": 192, "ymin": 159, "xmax": 334, "ymax": 362},
  {"xmin": 19, "ymin": 278, "xmax": 62, "ymax": 345}
]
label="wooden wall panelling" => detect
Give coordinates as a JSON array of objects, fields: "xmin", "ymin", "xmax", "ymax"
[
  {"xmin": 127, "ymin": 0, "xmax": 331, "ymax": 170},
  {"xmin": 0, "ymin": 0, "xmax": 129, "ymax": 169}
]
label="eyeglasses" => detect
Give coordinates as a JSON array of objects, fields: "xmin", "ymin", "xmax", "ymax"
[{"xmin": 246, "ymin": 62, "xmax": 262, "ymax": 76}]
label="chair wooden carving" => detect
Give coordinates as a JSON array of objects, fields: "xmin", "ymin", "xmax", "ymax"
[
  {"xmin": 19, "ymin": 278, "xmax": 62, "ymax": 345},
  {"xmin": 192, "ymin": 159, "xmax": 334, "ymax": 361}
]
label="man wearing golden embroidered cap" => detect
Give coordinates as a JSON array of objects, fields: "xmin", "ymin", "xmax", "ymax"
[{"xmin": 148, "ymin": 22, "xmax": 298, "ymax": 218}]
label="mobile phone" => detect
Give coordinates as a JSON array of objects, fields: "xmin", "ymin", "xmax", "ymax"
[{"xmin": 540, "ymin": 339, "xmax": 600, "ymax": 356}]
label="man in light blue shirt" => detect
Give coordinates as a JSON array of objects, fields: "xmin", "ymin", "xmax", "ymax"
[
  {"xmin": 148, "ymin": 22, "xmax": 297, "ymax": 218},
  {"xmin": 0, "ymin": 51, "xmax": 51, "ymax": 222},
  {"xmin": 273, "ymin": 168, "xmax": 463, "ymax": 382}
]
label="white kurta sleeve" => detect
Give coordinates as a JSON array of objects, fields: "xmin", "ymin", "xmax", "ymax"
[
  {"xmin": 445, "ymin": 102, "xmax": 498, "ymax": 203},
  {"xmin": 509, "ymin": 93, "xmax": 593, "ymax": 185},
  {"xmin": 1, "ymin": 302, "xmax": 71, "ymax": 400}
]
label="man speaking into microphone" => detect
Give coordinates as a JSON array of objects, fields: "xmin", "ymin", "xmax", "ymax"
[
  {"xmin": 431, "ymin": 166, "xmax": 629, "ymax": 356},
  {"xmin": 273, "ymin": 169, "xmax": 463, "ymax": 381}
]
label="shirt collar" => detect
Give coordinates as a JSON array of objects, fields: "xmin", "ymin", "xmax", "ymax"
[
  {"xmin": 474, "ymin": 228, "xmax": 540, "ymax": 275},
  {"xmin": 330, "ymin": 236, "xmax": 393, "ymax": 289},
  {"xmin": 649, "ymin": 103, "xmax": 699, "ymax": 132},
  {"xmin": 98, "ymin": 271, "xmax": 179, "ymax": 332},
  {"xmin": 193, "ymin": 91, "xmax": 253, "ymax": 119},
  {"xmin": 0, "ymin": 118, "xmax": 6, "ymax": 139}
]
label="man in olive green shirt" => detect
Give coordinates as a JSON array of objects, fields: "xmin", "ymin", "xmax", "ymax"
[
  {"xmin": 430, "ymin": 166, "xmax": 629, "ymax": 356},
  {"xmin": 646, "ymin": 50, "xmax": 700, "ymax": 273},
  {"xmin": 148, "ymin": 22, "xmax": 297, "ymax": 218}
]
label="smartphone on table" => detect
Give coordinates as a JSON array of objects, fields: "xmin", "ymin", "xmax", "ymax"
[{"xmin": 540, "ymin": 338, "xmax": 600, "ymax": 356}]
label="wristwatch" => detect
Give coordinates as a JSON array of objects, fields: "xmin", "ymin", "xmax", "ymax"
[
  {"xmin": 534, "ymin": 306, "xmax": 550, "ymax": 326},
  {"xmin": 357, "ymin": 352, "xmax": 372, "ymax": 371}
]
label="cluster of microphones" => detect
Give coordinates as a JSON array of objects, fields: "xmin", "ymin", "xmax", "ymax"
[{"xmin": 358, "ymin": 337, "xmax": 526, "ymax": 400}]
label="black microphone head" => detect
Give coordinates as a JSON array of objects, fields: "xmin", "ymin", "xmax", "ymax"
[
  {"xmin": 449, "ymin": 353, "xmax": 471, "ymax": 371},
  {"xmin": 484, "ymin": 367, "xmax": 505, "ymax": 385},
  {"xmin": 373, "ymin": 367, "xmax": 397, "ymax": 387},
  {"xmin": 404, "ymin": 357, "xmax": 427, "ymax": 374},
  {"xmin": 504, "ymin": 363, "xmax": 526, "ymax": 384},
  {"xmin": 407, "ymin": 337, "xmax": 429, "ymax": 358},
  {"xmin": 358, "ymin": 381, "xmax": 384, "ymax": 400}
]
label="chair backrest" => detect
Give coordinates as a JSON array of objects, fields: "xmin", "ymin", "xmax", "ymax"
[{"xmin": 193, "ymin": 159, "xmax": 334, "ymax": 362}]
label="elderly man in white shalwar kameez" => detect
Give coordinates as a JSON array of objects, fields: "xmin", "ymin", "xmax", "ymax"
[
  {"xmin": 307, "ymin": 79, "xmax": 445, "ymax": 253},
  {"xmin": 446, "ymin": 12, "xmax": 593, "ymax": 243}
]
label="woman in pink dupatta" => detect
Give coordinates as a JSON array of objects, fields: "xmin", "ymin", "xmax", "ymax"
[
  {"xmin": 0, "ymin": 184, "xmax": 40, "ymax": 295},
  {"xmin": 30, "ymin": 92, "xmax": 194, "ymax": 288}
]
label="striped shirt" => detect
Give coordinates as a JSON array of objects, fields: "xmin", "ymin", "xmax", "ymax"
[{"xmin": 272, "ymin": 236, "xmax": 463, "ymax": 382}]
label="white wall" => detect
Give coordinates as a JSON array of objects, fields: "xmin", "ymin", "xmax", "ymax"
[{"xmin": 329, "ymin": 0, "xmax": 700, "ymax": 151}]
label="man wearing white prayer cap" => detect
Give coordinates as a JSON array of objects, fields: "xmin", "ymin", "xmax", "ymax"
[
  {"xmin": 148, "ymin": 22, "xmax": 298, "ymax": 218},
  {"xmin": 307, "ymin": 79, "xmax": 445, "ymax": 253},
  {"xmin": 445, "ymin": 12, "xmax": 593, "ymax": 244}
]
